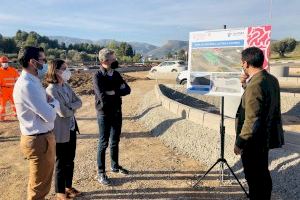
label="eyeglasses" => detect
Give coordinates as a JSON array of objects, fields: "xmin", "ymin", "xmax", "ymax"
[{"xmin": 39, "ymin": 58, "xmax": 47, "ymax": 63}]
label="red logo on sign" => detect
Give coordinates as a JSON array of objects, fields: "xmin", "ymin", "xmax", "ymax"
[{"xmin": 247, "ymin": 25, "xmax": 272, "ymax": 69}]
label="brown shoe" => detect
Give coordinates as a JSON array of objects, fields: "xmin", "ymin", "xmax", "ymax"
[
  {"xmin": 66, "ymin": 187, "xmax": 82, "ymax": 198},
  {"xmin": 56, "ymin": 193, "xmax": 68, "ymax": 200},
  {"xmin": 56, "ymin": 197, "xmax": 68, "ymax": 200}
]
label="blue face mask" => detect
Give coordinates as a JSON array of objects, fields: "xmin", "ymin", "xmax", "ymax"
[{"xmin": 37, "ymin": 64, "xmax": 48, "ymax": 79}]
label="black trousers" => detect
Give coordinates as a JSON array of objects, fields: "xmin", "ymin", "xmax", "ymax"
[
  {"xmin": 55, "ymin": 130, "xmax": 77, "ymax": 193},
  {"xmin": 241, "ymin": 146, "xmax": 272, "ymax": 200},
  {"xmin": 97, "ymin": 110, "xmax": 122, "ymax": 173}
]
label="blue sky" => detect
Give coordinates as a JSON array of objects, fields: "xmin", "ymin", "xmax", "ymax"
[{"xmin": 0, "ymin": 0, "xmax": 299, "ymax": 46}]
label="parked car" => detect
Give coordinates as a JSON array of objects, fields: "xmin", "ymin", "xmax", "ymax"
[
  {"xmin": 150, "ymin": 60, "xmax": 187, "ymax": 73},
  {"xmin": 89, "ymin": 65, "xmax": 99, "ymax": 69},
  {"xmin": 176, "ymin": 70, "xmax": 188, "ymax": 85}
]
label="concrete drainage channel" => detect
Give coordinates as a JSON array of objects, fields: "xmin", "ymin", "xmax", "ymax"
[
  {"xmin": 155, "ymin": 84, "xmax": 237, "ymax": 136},
  {"xmin": 137, "ymin": 83, "xmax": 300, "ymax": 199}
]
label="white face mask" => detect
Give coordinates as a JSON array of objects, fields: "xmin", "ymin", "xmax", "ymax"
[
  {"xmin": 2, "ymin": 63, "xmax": 8, "ymax": 68},
  {"xmin": 61, "ymin": 68, "xmax": 71, "ymax": 82}
]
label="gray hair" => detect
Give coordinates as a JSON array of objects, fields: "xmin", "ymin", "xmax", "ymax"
[{"xmin": 98, "ymin": 48, "xmax": 114, "ymax": 62}]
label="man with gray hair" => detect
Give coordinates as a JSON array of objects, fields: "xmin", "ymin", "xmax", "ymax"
[{"xmin": 93, "ymin": 48, "xmax": 131, "ymax": 185}]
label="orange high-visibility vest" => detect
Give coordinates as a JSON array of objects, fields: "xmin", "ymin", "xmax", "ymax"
[{"xmin": 0, "ymin": 66, "xmax": 19, "ymax": 89}]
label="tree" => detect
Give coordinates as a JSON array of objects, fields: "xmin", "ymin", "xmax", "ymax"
[
  {"xmin": 271, "ymin": 38, "xmax": 297, "ymax": 57},
  {"xmin": 47, "ymin": 55, "xmax": 56, "ymax": 61},
  {"xmin": 125, "ymin": 44, "xmax": 134, "ymax": 57},
  {"xmin": 60, "ymin": 42, "xmax": 66, "ymax": 50},
  {"xmin": 121, "ymin": 56, "xmax": 132, "ymax": 63},
  {"xmin": 0, "ymin": 34, "xmax": 3, "ymax": 52},
  {"xmin": 47, "ymin": 48, "xmax": 61, "ymax": 58},
  {"xmin": 39, "ymin": 42, "xmax": 49, "ymax": 50},
  {"xmin": 107, "ymin": 41, "xmax": 118, "ymax": 50},
  {"xmin": 80, "ymin": 52, "xmax": 89, "ymax": 62},
  {"xmin": 15, "ymin": 30, "xmax": 28, "ymax": 48},
  {"xmin": 68, "ymin": 44, "xmax": 74, "ymax": 50},
  {"xmin": 25, "ymin": 32, "xmax": 38, "ymax": 46},
  {"xmin": 2, "ymin": 38, "xmax": 18, "ymax": 53},
  {"xmin": 119, "ymin": 42, "xmax": 127, "ymax": 56},
  {"xmin": 72, "ymin": 51, "xmax": 82, "ymax": 63},
  {"xmin": 178, "ymin": 49, "xmax": 187, "ymax": 60},
  {"xmin": 67, "ymin": 50, "xmax": 77, "ymax": 61},
  {"xmin": 60, "ymin": 53, "xmax": 67, "ymax": 60},
  {"xmin": 132, "ymin": 53, "xmax": 142, "ymax": 63},
  {"xmin": 48, "ymin": 39, "xmax": 59, "ymax": 49},
  {"xmin": 87, "ymin": 43, "xmax": 94, "ymax": 53},
  {"xmin": 174, "ymin": 51, "xmax": 178, "ymax": 59},
  {"xmin": 167, "ymin": 52, "xmax": 173, "ymax": 59}
]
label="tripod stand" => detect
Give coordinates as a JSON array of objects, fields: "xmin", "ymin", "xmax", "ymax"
[{"xmin": 193, "ymin": 96, "xmax": 249, "ymax": 198}]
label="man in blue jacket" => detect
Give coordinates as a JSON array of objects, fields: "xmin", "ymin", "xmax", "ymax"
[{"xmin": 93, "ymin": 48, "xmax": 131, "ymax": 186}]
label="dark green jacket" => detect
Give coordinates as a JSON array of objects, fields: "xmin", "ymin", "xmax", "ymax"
[{"xmin": 235, "ymin": 70, "xmax": 284, "ymax": 150}]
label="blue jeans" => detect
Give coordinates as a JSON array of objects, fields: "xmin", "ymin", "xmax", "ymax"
[{"xmin": 97, "ymin": 110, "xmax": 122, "ymax": 173}]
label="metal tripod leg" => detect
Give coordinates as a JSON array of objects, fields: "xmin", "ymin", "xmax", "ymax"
[
  {"xmin": 223, "ymin": 160, "xmax": 249, "ymax": 197},
  {"xmin": 193, "ymin": 158, "xmax": 249, "ymax": 198},
  {"xmin": 192, "ymin": 94, "xmax": 249, "ymax": 198},
  {"xmin": 193, "ymin": 158, "xmax": 222, "ymax": 188}
]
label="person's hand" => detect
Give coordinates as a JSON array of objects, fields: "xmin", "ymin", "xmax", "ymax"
[
  {"xmin": 65, "ymin": 103, "xmax": 73, "ymax": 110},
  {"xmin": 105, "ymin": 90, "xmax": 115, "ymax": 95},
  {"xmin": 240, "ymin": 73, "xmax": 249, "ymax": 85},
  {"xmin": 46, "ymin": 94, "xmax": 53, "ymax": 103},
  {"xmin": 55, "ymin": 71, "xmax": 64, "ymax": 84},
  {"xmin": 120, "ymin": 83, "xmax": 126, "ymax": 89},
  {"xmin": 234, "ymin": 145, "xmax": 243, "ymax": 155}
]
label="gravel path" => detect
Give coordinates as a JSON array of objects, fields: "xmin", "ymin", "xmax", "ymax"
[
  {"xmin": 0, "ymin": 76, "xmax": 244, "ymax": 200},
  {"xmin": 138, "ymin": 85, "xmax": 300, "ymax": 200},
  {"xmin": 0, "ymin": 72, "xmax": 299, "ymax": 200}
]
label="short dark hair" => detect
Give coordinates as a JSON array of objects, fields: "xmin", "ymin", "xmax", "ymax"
[
  {"xmin": 18, "ymin": 46, "xmax": 45, "ymax": 68},
  {"xmin": 241, "ymin": 47, "xmax": 264, "ymax": 68},
  {"xmin": 45, "ymin": 59, "xmax": 65, "ymax": 84}
]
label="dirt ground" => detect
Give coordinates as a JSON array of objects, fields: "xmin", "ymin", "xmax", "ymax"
[{"xmin": 0, "ymin": 71, "xmax": 298, "ymax": 200}]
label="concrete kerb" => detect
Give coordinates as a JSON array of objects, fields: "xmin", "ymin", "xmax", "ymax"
[
  {"xmin": 270, "ymin": 60, "xmax": 300, "ymax": 64},
  {"xmin": 281, "ymin": 92, "xmax": 297, "ymax": 97},
  {"xmin": 278, "ymin": 77, "xmax": 300, "ymax": 85},
  {"xmin": 281, "ymin": 92, "xmax": 300, "ymax": 98},
  {"xmin": 155, "ymin": 84, "xmax": 300, "ymax": 138},
  {"xmin": 155, "ymin": 84, "xmax": 236, "ymax": 136},
  {"xmin": 188, "ymin": 107, "xmax": 204, "ymax": 126},
  {"xmin": 155, "ymin": 84, "xmax": 190, "ymax": 118}
]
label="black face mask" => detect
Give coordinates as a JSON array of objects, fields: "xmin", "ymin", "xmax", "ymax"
[{"xmin": 111, "ymin": 61, "xmax": 119, "ymax": 69}]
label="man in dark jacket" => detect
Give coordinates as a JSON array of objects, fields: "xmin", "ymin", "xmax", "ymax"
[
  {"xmin": 235, "ymin": 47, "xmax": 284, "ymax": 200},
  {"xmin": 93, "ymin": 48, "xmax": 131, "ymax": 186}
]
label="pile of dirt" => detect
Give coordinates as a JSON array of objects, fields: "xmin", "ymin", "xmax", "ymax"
[
  {"xmin": 69, "ymin": 72, "xmax": 139, "ymax": 95},
  {"xmin": 68, "ymin": 72, "xmax": 94, "ymax": 95}
]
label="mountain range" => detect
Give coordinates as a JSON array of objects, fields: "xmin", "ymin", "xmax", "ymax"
[{"xmin": 49, "ymin": 36, "xmax": 188, "ymax": 58}]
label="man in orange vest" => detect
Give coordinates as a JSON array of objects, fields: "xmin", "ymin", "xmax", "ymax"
[{"xmin": 0, "ymin": 56, "xmax": 19, "ymax": 121}]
